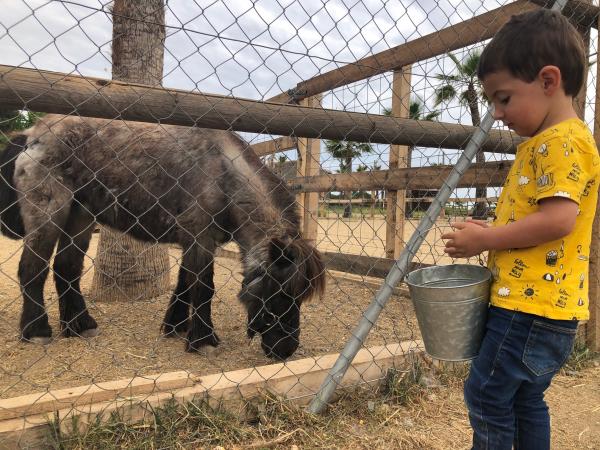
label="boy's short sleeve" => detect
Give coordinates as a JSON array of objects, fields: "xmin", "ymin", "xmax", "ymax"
[{"xmin": 534, "ymin": 135, "xmax": 594, "ymax": 205}]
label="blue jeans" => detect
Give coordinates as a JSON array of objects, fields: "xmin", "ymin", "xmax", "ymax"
[{"xmin": 464, "ymin": 306, "xmax": 578, "ymax": 450}]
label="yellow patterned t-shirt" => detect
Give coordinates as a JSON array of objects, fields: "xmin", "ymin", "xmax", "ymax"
[{"xmin": 489, "ymin": 118, "xmax": 600, "ymax": 320}]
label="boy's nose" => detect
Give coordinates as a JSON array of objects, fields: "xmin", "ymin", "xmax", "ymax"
[{"xmin": 493, "ymin": 108, "xmax": 504, "ymax": 120}]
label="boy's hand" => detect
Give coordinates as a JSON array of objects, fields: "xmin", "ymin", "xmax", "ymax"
[{"xmin": 442, "ymin": 221, "xmax": 489, "ymax": 258}]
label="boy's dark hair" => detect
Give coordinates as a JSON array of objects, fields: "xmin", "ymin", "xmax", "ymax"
[{"xmin": 477, "ymin": 9, "xmax": 586, "ymax": 96}]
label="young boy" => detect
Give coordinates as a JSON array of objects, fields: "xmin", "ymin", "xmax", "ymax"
[{"xmin": 442, "ymin": 9, "xmax": 600, "ymax": 449}]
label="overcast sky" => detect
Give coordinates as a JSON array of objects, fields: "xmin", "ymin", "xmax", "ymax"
[
  {"xmin": 1, "ymin": 0, "xmax": 504, "ymax": 99},
  {"xmin": 1, "ymin": 0, "xmax": 596, "ymax": 176}
]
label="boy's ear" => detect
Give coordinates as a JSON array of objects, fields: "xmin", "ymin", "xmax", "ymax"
[{"xmin": 539, "ymin": 65, "xmax": 562, "ymax": 96}]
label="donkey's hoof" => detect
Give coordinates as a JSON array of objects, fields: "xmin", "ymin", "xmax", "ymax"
[
  {"xmin": 80, "ymin": 328, "xmax": 100, "ymax": 338},
  {"xmin": 21, "ymin": 323, "xmax": 52, "ymax": 344},
  {"xmin": 61, "ymin": 315, "xmax": 98, "ymax": 338},
  {"xmin": 162, "ymin": 321, "xmax": 190, "ymax": 338},
  {"xmin": 24, "ymin": 336, "xmax": 52, "ymax": 345},
  {"xmin": 185, "ymin": 332, "xmax": 220, "ymax": 353}
]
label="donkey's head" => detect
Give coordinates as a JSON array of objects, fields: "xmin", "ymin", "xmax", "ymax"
[{"xmin": 240, "ymin": 236, "xmax": 325, "ymax": 360}]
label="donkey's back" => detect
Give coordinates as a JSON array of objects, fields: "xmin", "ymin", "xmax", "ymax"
[{"xmin": 14, "ymin": 115, "xmax": 296, "ymax": 245}]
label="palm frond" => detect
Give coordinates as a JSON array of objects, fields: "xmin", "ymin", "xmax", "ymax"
[
  {"xmin": 434, "ymin": 85, "xmax": 457, "ymax": 106},
  {"xmin": 463, "ymin": 52, "xmax": 481, "ymax": 77},
  {"xmin": 424, "ymin": 111, "xmax": 441, "ymax": 121},
  {"xmin": 409, "ymin": 101, "xmax": 424, "ymax": 120},
  {"xmin": 446, "ymin": 52, "xmax": 462, "ymax": 70},
  {"xmin": 435, "ymin": 74, "xmax": 462, "ymax": 83}
]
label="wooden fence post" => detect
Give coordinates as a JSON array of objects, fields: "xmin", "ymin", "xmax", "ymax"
[
  {"xmin": 386, "ymin": 67, "xmax": 411, "ymax": 259},
  {"xmin": 297, "ymin": 95, "xmax": 322, "ymax": 243},
  {"xmin": 587, "ymin": 14, "xmax": 600, "ymax": 351}
]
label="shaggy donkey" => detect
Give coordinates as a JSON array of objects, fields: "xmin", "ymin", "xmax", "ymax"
[{"xmin": 0, "ymin": 114, "xmax": 325, "ymax": 360}]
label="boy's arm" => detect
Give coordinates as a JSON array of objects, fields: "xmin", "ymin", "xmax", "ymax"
[{"xmin": 442, "ymin": 197, "xmax": 578, "ymax": 258}]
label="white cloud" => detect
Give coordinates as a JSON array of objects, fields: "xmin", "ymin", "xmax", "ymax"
[{"xmin": 0, "ymin": 0, "xmax": 111, "ymax": 76}]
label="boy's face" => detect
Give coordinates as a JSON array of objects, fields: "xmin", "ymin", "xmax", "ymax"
[{"xmin": 481, "ymin": 70, "xmax": 551, "ymax": 137}]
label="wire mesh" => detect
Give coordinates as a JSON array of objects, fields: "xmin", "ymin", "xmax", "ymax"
[{"xmin": 0, "ymin": 0, "xmax": 598, "ymax": 446}]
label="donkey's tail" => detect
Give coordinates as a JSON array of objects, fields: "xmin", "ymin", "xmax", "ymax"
[{"xmin": 0, "ymin": 135, "xmax": 27, "ymax": 239}]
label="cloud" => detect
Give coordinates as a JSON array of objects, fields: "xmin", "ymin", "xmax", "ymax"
[{"xmin": 0, "ymin": 0, "xmax": 111, "ymax": 77}]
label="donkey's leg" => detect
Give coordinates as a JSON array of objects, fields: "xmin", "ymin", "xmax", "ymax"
[
  {"xmin": 19, "ymin": 236, "xmax": 58, "ymax": 343},
  {"xmin": 161, "ymin": 265, "xmax": 191, "ymax": 337},
  {"xmin": 15, "ymin": 148, "xmax": 73, "ymax": 343},
  {"xmin": 54, "ymin": 209, "xmax": 98, "ymax": 338},
  {"xmin": 19, "ymin": 212, "xmax": 71, "ymax": 343},
  {"xmin": 184, "ymin": 244, "xmax": 220, "ymax": 352}
]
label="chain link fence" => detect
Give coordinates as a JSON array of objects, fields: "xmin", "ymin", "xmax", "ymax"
[{"xmin": 0, "ymin": 0, "xmax": 598, "ymax": 446}]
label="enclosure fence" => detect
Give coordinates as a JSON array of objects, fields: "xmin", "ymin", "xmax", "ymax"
[{"xmin": 0, "ymin": 0, "xmax": 599, "ymax": 446}]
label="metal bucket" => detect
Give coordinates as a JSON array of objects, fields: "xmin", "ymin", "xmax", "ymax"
[{"xmin": 405, "ymin": 264, "xmax": 491, "ymax": 361}]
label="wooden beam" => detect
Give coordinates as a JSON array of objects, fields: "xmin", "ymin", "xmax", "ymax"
[
  {"xmin": 327, "ymin": 269, "xmax": 410, "ymax": 297},
  {"xmin": 386, "ymin": 68, "xmax": 411, "ymax": 259},
  {"xmin": 215, "ymin": 245, "xmax": 434, "ymax": 280},
  {"xmin": 0, "ymin": 371, "xmax": 193, "ymax": 421},
  {"xmin": 268, "ymin": 1, "xmax": 600, "ymax": 104},
  {"xmin": 0, "ymin": 342, "xmax": 424, "ymax": 445},
  {"xmin": 297, "ymin": 96, "xmax": 322, "ymax": 243},
  {"xmin": 250, "ymin": 136, "xmax": 296, "ymax": 156},
  {"xmin": 588, "ymin": 11, "xmax": 600, "ymax": 351},
  {"xmin": 268, "ymin": 1, "xmax": 537, "ymax": 104},
  {"xmin": 289, "ymin": 161, "xmax": 511, "ymax": 193},
  {"xmin": 321, "ymin": 197, "xmax": 498, "ymax": 204},
  {"xmin": 0, "ymin": 65, "xmax": 521, "ymax": 152},
  {"xmin": 322, "ymin": 251, "xmax": 431, "ymax": 279},
  {"xmin": 0, "ymin": 413, "xmax": 55, "ymax": 450}
]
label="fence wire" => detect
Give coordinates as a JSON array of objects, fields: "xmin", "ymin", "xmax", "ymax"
[{"xmin": 0, "ymin": 0, "xmax": 598, "ymax": 447}]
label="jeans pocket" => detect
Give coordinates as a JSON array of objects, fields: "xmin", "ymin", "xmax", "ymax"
[{"xmin": 522, "ymin": 321, "xmax": 577, "ymax": 376}]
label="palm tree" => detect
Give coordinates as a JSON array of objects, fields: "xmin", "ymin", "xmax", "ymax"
[
  {"xmin": 0, "ymin": 111, "xmax": 41, "ymax": 147},
  {"xmin": 384, "ymin": 96, "xmax": 440, "ymax": 166},
  {"xmin": 356, "ymin": 162, "xmax": 384, "ymax": 218},
  {"xmin": 384, "ymin": 97, "xmax": 440, "ymax": 217},
  {"xmin": 324, "ymin": 140, "xmax": 373, "ymax": 218},
  {"xmin": 91, "ymin": 0, "xmax": 171, "ymax": 302},
  {"xmin": 434, "ymin": 51, "xmax": 488, "ymax": 218}
]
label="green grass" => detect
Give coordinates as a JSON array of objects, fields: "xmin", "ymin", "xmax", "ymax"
[
  {"xmin": 563, "ymin": 341, "xmax": 598, "ymax": 373},
  {"xmin": 50, "ymin": 400, "xmax": 255, "ymax": 450}
]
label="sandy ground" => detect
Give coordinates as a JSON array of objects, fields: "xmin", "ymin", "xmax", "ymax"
[
  {"xmin": 315, "ymin": 216, "xmax": 466, "ymax": 265},
  {"xmin": 0, "ymin": 217, "xmax": 598, "ymax": 449},
  {"xmin": 325, "ymin": 364, "xmax": 600, "ymax": 450},
  {"xmin": 0, "ymin": 229, "xmax": 420, "ymax": 399}
]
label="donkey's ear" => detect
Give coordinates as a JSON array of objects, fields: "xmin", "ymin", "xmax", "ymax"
[{"xmin": 269, "ymin": 237, "xmax": 298, "ymax": 267}]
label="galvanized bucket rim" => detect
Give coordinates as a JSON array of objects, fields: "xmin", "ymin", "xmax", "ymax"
[
  {"xmin": 405, "ymin": 263, "xmax": 491, "ymax": 290},
  {"xmin": 417, "ymin": 294, "xmax": 489, "ymax": 305}
]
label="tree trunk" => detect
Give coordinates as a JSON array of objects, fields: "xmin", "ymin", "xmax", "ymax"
[
  {"xmin": 467, "ymin": 84, "xmax": 487, "ymax": 219},
  {"xmin": 91, "ymin": 0, "xmax": 170, "ymax": 302},
  {"xmin": 405, "ymin": 145, "xmax": 414, "ymax": 218},
  {"xmin": 343, "ymin": 156, "xmax": 353, "ymax": 218}
]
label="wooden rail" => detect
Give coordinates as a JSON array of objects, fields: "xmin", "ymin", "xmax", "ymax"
[
  {"xmin": 267, "ymin": 1, "xmax": 538, "ymax": 103},
  {"xmin": 288, "ymin": 161, "xmax": 511, "ymax": 193},
  {"xmin": 250, "ymin": 136, "xmax": 296, "ymax": 156},
  {"xmin": 0, "ymin": 342, "xmax": 423, "ymax": 448},
  {"xmin": 0, "ymin": 65, "xmax": 521, "ymax": 153},
  {"xmin": 267, "ymin": 0, "xmax": 600, "ymax": 104}
]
